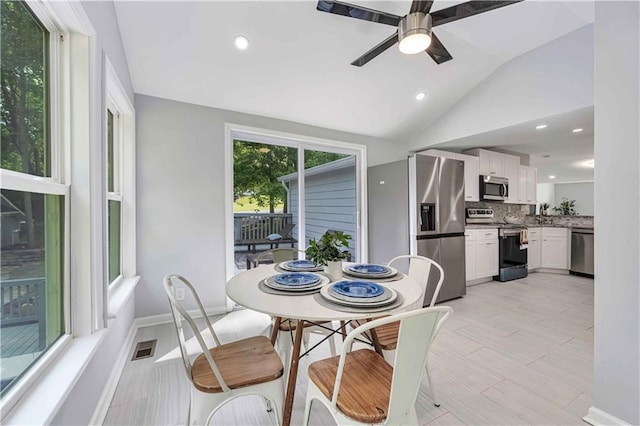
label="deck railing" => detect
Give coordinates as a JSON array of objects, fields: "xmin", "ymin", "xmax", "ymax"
[
  {"xmin": 234, "ymin": 213, "xmax": 294, "ymax": 240},
  {"xmin": 1, "ymin": 277, "xmax": 46, "ymax": 350}
]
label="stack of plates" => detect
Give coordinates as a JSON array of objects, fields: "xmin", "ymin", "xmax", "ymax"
[
  {"xmin": 264, "ymin": 273, "xmax": 327, "ymax": 292},
  {"xmin": 279, "ymin": 260, "xmax": 323, "ymax": 272},
  {"xmin": 342, "ymin": 264, "xmax": 397, "ymax": 279},
  {"xmin": 320, "ymin": 280, "xmax": 397, "ymax": 308}
]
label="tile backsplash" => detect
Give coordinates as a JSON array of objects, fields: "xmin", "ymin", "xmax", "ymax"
[{"xmin": 465, "ymin": 201, "xmax": 594, "ymax": 227}]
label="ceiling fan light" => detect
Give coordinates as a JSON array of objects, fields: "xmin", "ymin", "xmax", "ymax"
[{"xmin": 398, "ymin": 13, "xmax": 432, "ymax": 55}]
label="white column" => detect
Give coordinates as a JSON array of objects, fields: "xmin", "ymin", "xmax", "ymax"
[{"xmin": 588, "ymin": 2, "xmax": 640, "ymax": 425}]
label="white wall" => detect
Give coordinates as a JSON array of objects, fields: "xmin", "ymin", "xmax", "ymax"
[
  {"xmin": 536, "ymin": 183, "xmax": 555, "ymax": 212},
  {"xmin": 135, "ymin": 94, "xmax": 407, "ymax": 318},
  {"xmin": 590, "ymin": 2, "xmax": 640, "ymax": 424},
  {"xmin": 407, "ymin": 25, "xmax": 594, "ymax": 150},
  {"xmin": 554, "ymin": 182, "xmax": 593, "ymax": 216}
]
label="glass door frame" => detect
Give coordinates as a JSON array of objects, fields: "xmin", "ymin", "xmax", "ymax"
[{"xmin": 224, "ymin": 124, "xmax": 368, "ymax": 309}]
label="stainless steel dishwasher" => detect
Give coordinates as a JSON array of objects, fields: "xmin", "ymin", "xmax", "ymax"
[{"xmin": 570, "ymin": 228, "xmax": 594, "ymax": 277}]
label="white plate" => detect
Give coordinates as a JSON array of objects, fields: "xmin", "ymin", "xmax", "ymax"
[
  {"xmin": 278, "ymin": 261, "xmax": 323, "ymax": 272},
  {"xmin": 264, "ymin": 274, "xmax": 329, "ymax": 292},
  {"xmin": 320, "ymin": 285, "xmax": 397, "ymax": 307},
  {"xmin": 342, "ymin": 265, "xmax": 398, "ymax": 279}
]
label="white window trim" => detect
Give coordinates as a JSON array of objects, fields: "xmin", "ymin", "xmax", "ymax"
[
  {"xmin": 223, "ymin": 123, "xmax": 368, "ymax": 310},
  {"xmin": 104, "ymin": 57, "xmax": 137, "ymax": 319}
]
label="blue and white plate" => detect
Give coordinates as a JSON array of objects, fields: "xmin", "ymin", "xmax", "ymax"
[
  {"xmin": 264, "ymin": 273, "xmax": 328, "ymax": 292},
  {"xmin": 343, "ymin": 264, "xmax": 397, "ymax": 278},
  {"xmin": 274, "ymin": 273, "xmax": 320, "ymax": 286},
  {"xmin": 331, "ymin": 280, "xmax": 384, "ymax": 298},
  {"xmin": 320, "ymin": 285, "xmax": 397, "ymax": 307},
  {"xmin": 280, "ymin": 260, "xmax": 323, "ymax": 272}
]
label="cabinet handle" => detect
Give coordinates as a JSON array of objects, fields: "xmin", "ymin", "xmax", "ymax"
[
  {"xmin": 490, "ymin": 172, "xmax": 496, "ymax": 174},
  {"xmin": 466, "ymin": 195, "xmax": 472, "ymax": 198},
  {"xmin": 484, "ymin": 233, "xmax": 493, "ymax": 236}
]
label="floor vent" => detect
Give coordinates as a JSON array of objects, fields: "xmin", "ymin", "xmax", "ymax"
[{"xmin": 132, "ymin": 339, "xmax": 157, "ymax": 361}]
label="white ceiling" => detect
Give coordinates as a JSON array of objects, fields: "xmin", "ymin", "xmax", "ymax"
[
  {"xmin": 114, "ymin": 0, "xmax": 594, "ymax": 140},
  {"xmin": 433, "ymin": 106, "xmax": 594, "ymax": 183}
]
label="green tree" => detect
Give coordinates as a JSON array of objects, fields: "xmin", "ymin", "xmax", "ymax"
[
  {"xmin": 1, "ymin": 0, "xmax": 49, "ymax": 248},
  {"xmin": 233, "ymin": 140, "xmax": 348, "ymax": 213}
]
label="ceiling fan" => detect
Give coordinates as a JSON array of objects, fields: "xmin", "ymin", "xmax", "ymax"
[{"xmin": 317, "ymin": 0, "xmax": 523, "ymax": 66}]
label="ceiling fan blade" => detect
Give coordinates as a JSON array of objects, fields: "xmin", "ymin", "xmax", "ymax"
[
  {"xmin": 410, "ymin": 0, "xmax": 435, "ymax": 15},
  {"xmin": 430, "ymin": 0, "xmax": 523, "ymax": 27},
  {"xmin": 425, "ymin": 32, "xmax": 453, "ymax": 64},
  {"xmin": 316, "ymin": 1, "xmax": 402, "ymax": 27},
  {"xmin": 351, "ymin": 32, "xmax": 399, "ymax": 67}
]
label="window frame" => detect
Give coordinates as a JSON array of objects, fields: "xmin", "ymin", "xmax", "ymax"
[{"xmin": 0, "ymin": 0, "xmax": 72, "ymax": 414}]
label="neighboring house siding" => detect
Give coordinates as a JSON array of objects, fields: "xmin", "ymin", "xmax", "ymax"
[{"xmin": 287, "ymin": 166, "xmax": 358, "ymax": 259}]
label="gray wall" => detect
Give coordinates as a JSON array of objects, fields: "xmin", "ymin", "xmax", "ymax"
[
  {"xmin": 288, "ymin": 165, "xmax": 358, "ymax": 259},
  {"xmin": 135, "ymin": 94, "xmax": 406, "ymax": 317},
  {"xmin": 554, "ymin": 182, "xmax": 594, "ymax": 216},
  {"xmin": 593, "ymin": 2, "xmax": 640, "ymax": 424}
]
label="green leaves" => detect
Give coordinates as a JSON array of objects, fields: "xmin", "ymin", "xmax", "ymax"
[
  {"xmin": 305, "ymin": 231, "xmax": 351, "ymax": 266},
  {"xmin": 553, "ymin": 198, "xmax": 577, "ymax": 215}
]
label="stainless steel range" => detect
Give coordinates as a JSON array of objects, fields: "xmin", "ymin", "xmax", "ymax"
[{"xmin": 466, "ymin": 208, "xmax": 528, "ymax": 282}]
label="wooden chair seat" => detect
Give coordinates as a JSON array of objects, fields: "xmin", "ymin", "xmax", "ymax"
[
  {"xmin": 349, "ymin": 317, "xmax": 399, "ymax": 351},
  {"xmin": 191, "ymin": 336, "xmax": 283, "ymax": 393},
  {"xmin": 308, "ymin": 349, "xmax": 393, "ymax": 424}
]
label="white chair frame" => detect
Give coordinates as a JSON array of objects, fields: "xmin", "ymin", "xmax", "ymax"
[
  {"xmin": 303, "ymin": 307, "xmax": 453, "ymax": 426},
  {"xmin": 164, "ymin": 274, "xmax": 285, "ymax": 425}
]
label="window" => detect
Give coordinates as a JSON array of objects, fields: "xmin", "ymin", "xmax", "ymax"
[
  {"xmin": 106, "ymin": 108, "xmax": 122, "ymax": 284},
  {"xmin": 0, "ymin": 0, "xmax": 66, "ymax": 398}
]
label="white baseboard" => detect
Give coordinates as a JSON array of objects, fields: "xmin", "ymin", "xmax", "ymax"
[
  {"xmin": 135, "ymin": 305, "xmax": 229, "ymax": 328},
  {"xmin": 89, "ymin": 320, "xmax": 138, "ymax": 425},
  {"xmin": 89, "ymin": 305, "xmax": 228, "ymax": 424},
  {"xmin": 583, "ymin": 407, "xmax": 630, "ymax": 425}
]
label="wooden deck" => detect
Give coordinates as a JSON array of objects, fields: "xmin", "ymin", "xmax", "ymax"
[{"xmin": 1, "ymin": 323, "xmax": 40, "ymax": 357}]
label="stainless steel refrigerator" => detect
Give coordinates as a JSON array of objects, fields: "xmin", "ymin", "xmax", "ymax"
[{"xmin": 368, "ymin": 154, "xmax": 466, "ymax": 304}]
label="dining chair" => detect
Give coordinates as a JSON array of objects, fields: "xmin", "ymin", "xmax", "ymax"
[
  {"xmin": 349, "ymin": 255, "xmax": 446, "ymax": 405},
  {"xmin": 302, "ymin": 306, "xmax": 453, "ymax": 426},
  {"xmin": 163, "ymin": 274, "xmax": 285, "ymax": 425}
]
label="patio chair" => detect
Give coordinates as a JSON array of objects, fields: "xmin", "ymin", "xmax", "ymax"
[
  {"xmin": 302, "ymin": 306, "xmax": 453, "ymax": 425},
  {"xmin": 349, "ymin": 254, "xmax": 446, "ymax": 405},
  {"xmin": 163, "ymin": 274, "xmax": 285, "ymax": 425}
]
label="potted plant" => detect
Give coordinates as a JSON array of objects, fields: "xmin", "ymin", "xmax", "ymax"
[
  {"xmin": 540, "ymin": 202, "xmax": 550, "ymax": 216},
  {"xmin": 305, "ymin": 230, "xmax": 351, "ymax": 281},
  {"xmin": 553, "ymin": 198, "xmax": 578, "ymax": 216}
]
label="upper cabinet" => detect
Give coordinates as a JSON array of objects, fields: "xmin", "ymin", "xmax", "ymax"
[
  {"xmin": 519, "ymin": 165, "xmax": 537, "ymax": 204},
  {"xmin": 464, "ymin": 148, "xmax": 505, "ymax": 177},
  {"xmin": 503, "ymin": 154, "xmax": 520, "ymax": 204},
  {"xmin": 416, "ymin": 149, "xmax": 479, "ymax": 202}
]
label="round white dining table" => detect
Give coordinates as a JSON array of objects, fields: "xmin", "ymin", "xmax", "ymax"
[{"xmin": 225, "ymin": 263, "xmax": 423, "ymax": 426}]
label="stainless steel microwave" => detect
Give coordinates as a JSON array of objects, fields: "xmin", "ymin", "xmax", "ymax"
[{"xmin": 479, "ymin": 175, "xmax": 508, "ymax": 201}]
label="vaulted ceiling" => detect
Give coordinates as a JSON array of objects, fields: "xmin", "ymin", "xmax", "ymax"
[{"xmin": 114, "ymin": 1, "xmax": 594, "ymax": 140}]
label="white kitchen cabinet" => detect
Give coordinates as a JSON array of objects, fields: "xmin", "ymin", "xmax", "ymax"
[
  {"xmin": 518, "ymin": 165, "xmax": 538, "ymax": 205},
  {"xmin": 465, "ymin": 229, "xmax": 498, "ymax": 282},
  {"xmin": 527, "ymin": 227, "xmax": 541, "ymax": 270},
  {"xmin": 503, "ymin": 154, "xmax": 520, "ymax": 204},
  {"xmin": 541, "ymin": 227, "xmax": 569, "ymax": 269},
  {"xmin": 465, "ymin": 236, "xmax": 476, "ymax": 281},
  {"xmin": 527, "ymin": 167, "xmax": 537, "ymax": 204},
  {"xmin": 464, "ymin": 148, "xmax": 505, "ymax": 177},
  {"xmin": 463, "ymin": 156, "xmax": 479, "ymax": 202}
]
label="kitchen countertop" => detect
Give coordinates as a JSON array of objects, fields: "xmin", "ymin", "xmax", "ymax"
[{"xmin": 466, "ymin": 223, "xmax": 593, "ymax": 230}]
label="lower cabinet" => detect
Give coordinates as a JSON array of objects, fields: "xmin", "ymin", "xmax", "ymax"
[
  {"xmin": 466, "ymin": 229, "xmax": 499, "ymax": 282},
  {"xmin": 527, "ymin": 227, "xmax": 541, "ymax": 270},
  {"xmin": 541, "ymin": 227, "xmax": 569, "ymax": 269}
]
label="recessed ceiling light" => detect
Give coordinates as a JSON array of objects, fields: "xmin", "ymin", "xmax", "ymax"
[
  {"xmin": 234, "ymin": 35, "xmax": 249, "ymax": 50},
  {"xmin": 549, "ymin": 175, "xmax": 556, "ymax": 179},
  {"xmin": 416, "ymin": 92, "xmax": 425, "ymax": 101},
  {"xmin": 536, "ymin": 124, "xmax": 548, "ymax": 130},
  {"xmin": 572, "ymin": 128, "xmax": 584, "ymax": 133}
]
